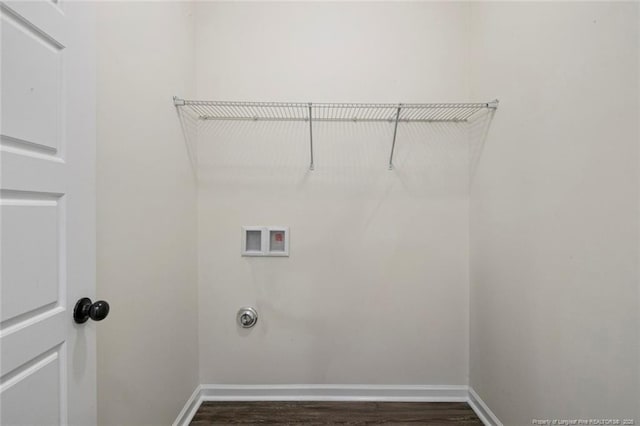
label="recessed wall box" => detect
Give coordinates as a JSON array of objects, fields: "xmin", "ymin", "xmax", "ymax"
[
  {"xmin": 268, "ymin": 227, "xmax": 289, "ymax": 256},
  {"xmin": 241, "ymin": 226, "xmax": 265, "ymax": 256},
  {"xmin": 241, "ymin": 226, "xmax": 289, "ymax": 257}
]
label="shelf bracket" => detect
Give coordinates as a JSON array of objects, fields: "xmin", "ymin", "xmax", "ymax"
[
  {"xmin": 308, "ymin": 103, "xmax": 314, "ymax": 171},
  {"xmin": 388, "ymin": 104, "xmax": 402, "ymax": 170},
  {"xmin": 173, "ymin": 96, "xmax": 185, "ymax": 107}
]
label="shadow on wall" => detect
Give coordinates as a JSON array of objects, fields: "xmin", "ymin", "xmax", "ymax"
[
  {"xmin": 468, "ymin": 108, "xmax": 496, "ymax": 185},
  {"xmin": 176, "ymin": 105, "xmax": 199, "ymax": 177},
  {"xmin": 177, "ymin": 109, "xmax": 496, "ymax": 198}
]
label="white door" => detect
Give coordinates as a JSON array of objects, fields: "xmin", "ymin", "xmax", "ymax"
[{"xmin": 0, "ymin": 1, "xmax": 97, "ymax": 425}]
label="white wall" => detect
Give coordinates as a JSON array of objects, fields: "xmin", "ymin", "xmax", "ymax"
[
  {"xmin": 96, "ymin": 3, "xmax": 198, "ymax": 425},
  {"xmin": 469, "ymin": 2, "xmax": 640, "ymax": 423},
  {"xmin": 194, "ymin": 2, "xmax": 473, "ymax": 385},
  {"xmin": 93, "ymin": 2, "xmax": 639, "ymax": 422}
]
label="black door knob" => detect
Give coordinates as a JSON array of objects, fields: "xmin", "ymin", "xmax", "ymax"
[{"xmin": 74, "ymin": 298, "xmax": 110, "ymax": 324}]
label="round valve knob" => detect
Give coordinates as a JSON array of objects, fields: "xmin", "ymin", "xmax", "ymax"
[{"xmin": 237, "ymin": 307, "xmax": 258, "ymax": 328}]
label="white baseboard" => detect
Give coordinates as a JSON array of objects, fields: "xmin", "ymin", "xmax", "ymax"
[
  {"xmin": 199, "ymin": 384, "xmax": 469, "ymax": 402},
  {"xmin": 468, "ymin": 386, "xmax": 503, "ymax": 426},
  {"xmin": 174, "ymin": 384, "xmax": 499, "ymax": 426},
  {"xmin": 172, "ymin": 385, "xmax": 203, "ymax": 426}
]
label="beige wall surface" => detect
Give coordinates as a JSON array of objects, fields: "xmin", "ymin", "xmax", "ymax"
[
  {"xmin": 96, "ymin": 2, "xmax": 198, "ymax": 425},
  {"xmin": 469, "ymin": 2, "xmax": 640, "ymax": 423},
  {"xmin": 194, "ymin": 2, "xmax": 474, "ymax": 385}
]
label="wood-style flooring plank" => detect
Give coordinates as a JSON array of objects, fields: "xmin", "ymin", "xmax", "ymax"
[{"xmin": 190, "ymin": 401, "xmax": 483, "ymax": 425}]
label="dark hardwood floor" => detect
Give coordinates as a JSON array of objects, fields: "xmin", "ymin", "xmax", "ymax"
[{"xmin": 190, "ymin": 401, "xmax": 483, "ymax": 425}]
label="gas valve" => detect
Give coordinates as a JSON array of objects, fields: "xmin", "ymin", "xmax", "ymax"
[{"xmin": 236, "ymin": 307, "xmax": 258, "ymax": 328}]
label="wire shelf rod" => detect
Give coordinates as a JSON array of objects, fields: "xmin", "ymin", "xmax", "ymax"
[{"xmin": 175, "ymin": 98, "xmax": 497, "ymax": 122}]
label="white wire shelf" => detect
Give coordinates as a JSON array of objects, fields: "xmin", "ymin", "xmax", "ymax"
[{"xmin": 173, "ymin": 97, "xmax": 498, "ymax": 170}]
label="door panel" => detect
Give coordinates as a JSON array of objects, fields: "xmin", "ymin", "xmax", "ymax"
[
  {"xmin": 1, "ymin": 347, "xmax": 64, "ymax": 425},
  {"xmin": 0, "ymin": 1, "xmax": 96, "ymax": 425},
  {"xmin": 1, "ymin": 194, "xmax": 61, "ymax": 323},
  {"xmin": 1, "ymin": 4, "xmax": 63, "ymax": 152},
  {"xmin": 0, "ymin": 309, "xmax": 65, "ymax": 378}
]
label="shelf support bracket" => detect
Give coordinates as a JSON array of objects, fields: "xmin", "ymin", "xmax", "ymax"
[
  {"xmin": 308, "ymin": 103, "xmax": 314, "ymax": 171},
  {"xmin": 388, "ymin": 104, "xmax": 402, "ymax": 170},
  {"xmin": 173, "ymin": 96, "xmax": 185, "ymax": 107}
]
